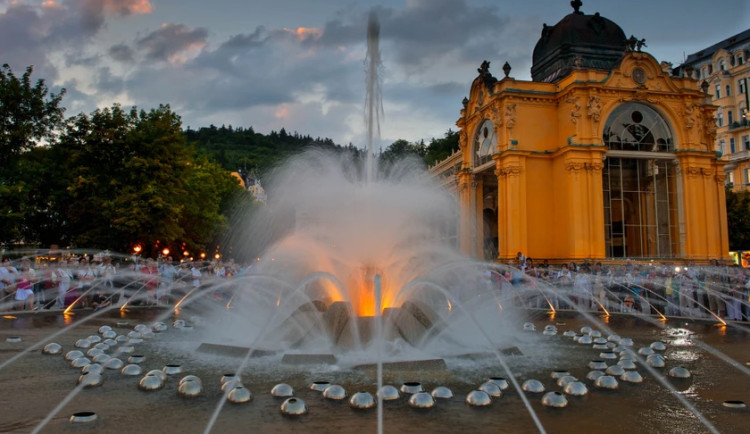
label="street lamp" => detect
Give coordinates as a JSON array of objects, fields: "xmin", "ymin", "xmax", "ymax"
[
  {"xmin": 162, "ymin": 248, "xmax": 170, "ymax": 257},
  {"xmin": 133, "ymin": 245, "xmax": 142, "ymax": 254}
]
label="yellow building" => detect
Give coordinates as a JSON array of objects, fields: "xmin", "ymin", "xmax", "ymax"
[
  {"xmin": 677, "ymin": 29, "xmax": 750, "ymax": 192},
  {"xmin": 433, "ymin": 1, "xmax": 729, "ymax": 264}
]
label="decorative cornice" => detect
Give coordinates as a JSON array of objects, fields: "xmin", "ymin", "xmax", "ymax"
[{"xmin": 496, "ymin": 165, "xmax": 522, "ymax": 177}]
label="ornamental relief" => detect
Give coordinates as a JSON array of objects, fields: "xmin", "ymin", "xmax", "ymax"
[
  {"xmin": 504, "ymin": 103, "xmax": 517, "ymax": 130},
  {"xmin": 459, "ymin": 129, "xmax": 468, "ymax": 151},
  {"xmin": 565, "ymin": 96, "xmax": 582, "ymax": 124},
  {"xmin": 715, "ymin": 173, "xmax": 727, "ymax": 183},
  {"xmin": 587, "ymin": 96, "xmax": 602, "ymax": 123},
  {"xmin": 683, "ymin": 103, "xmax": 696, "ymax": 129},
  {"xmin": 565, "ymin": 162, "xmax": 603, "ymax": 173},
  {"xmin": 496, "ymin": 165, "xmax": 522, "ymax": 177}
]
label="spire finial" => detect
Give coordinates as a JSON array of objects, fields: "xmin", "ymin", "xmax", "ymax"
[{"xmin": 571, "ymin": 0, "xmax": 582, "ymax": 13}]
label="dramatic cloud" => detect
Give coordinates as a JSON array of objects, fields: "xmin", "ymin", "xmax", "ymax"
[{"xmin": 136, "ymin": 23, "xmax": 208, "ymax": 63}]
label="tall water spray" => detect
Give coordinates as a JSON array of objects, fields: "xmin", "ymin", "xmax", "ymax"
[{"xmin": 365, "ymin": 11, "xmax": 382, "ymax": 184}]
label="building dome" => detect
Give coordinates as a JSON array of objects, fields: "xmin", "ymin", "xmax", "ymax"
[{"xmin": 531, "ymin": 1, "xmax": 626, "ymax": 82}]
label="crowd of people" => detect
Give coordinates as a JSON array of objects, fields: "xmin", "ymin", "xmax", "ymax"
[
  {"xmin": 0, "ymin": 255, "xmax": 252, "ymax": 311},
  {"xmin": 503, "ymin": 253, "xmax": 750, "ymax": 322},
  {"xmin": 3, "ymin": 252, "xmax": 750, "ymax": 322}
]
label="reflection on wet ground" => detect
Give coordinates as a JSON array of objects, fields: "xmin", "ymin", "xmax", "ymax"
[{"xmin": 1, "ymin": 309, "xmax": 749, "ymax": 434}]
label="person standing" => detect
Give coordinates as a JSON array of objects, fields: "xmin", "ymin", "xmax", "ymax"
[
  {"xmin": 158, "ymin": 256, "xmax": 177, "ymax": 305},
  {"xmin": 55, "ymin": 260, "xmax": 72, "ymax": 309}
]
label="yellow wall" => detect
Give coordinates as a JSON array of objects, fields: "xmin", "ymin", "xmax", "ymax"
[{"xmin": 450, "ymin": 52, "xmax": 730, "ymax": 263}]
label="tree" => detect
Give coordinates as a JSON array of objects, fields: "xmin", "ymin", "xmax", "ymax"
[
  {"xmin": 57, "ymin": 104, "xmax": 243, "ymax": 255},
  {"xmin": 0, "ymin": 64, "xmax": 66, "ymax": 244},
  {"xmin": 424, "ymin": 129, "xmax": 460, "ymax": 166},
  {"xmin": 726, "ymin": 187, "xmax": 750, "ymax": 250},
  {"xmin": 0, "ymin": 64, "xmax": 65, "ymax": 175}
]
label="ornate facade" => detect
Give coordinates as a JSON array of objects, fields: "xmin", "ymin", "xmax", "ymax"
[{"xmin": 433, "ymin": 2, "xmax": 729, "ymax": 263}]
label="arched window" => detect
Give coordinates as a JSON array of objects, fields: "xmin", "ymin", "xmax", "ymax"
[
  {"xmin": 473, "ymin": 119, "xmax": 496, "ymax": 167},
  {"xmin": 602, "ymin": 103, "xmax": 679, "ymax": 258}
]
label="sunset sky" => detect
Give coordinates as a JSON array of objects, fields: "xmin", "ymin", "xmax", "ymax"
[{"xmin": 2, "ymin": 0, "xmax": 748, "ymax": 150}]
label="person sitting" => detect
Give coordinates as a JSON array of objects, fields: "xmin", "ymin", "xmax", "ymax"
[{"xmin": 90, "ymin": 289, "xmax": 111, "ymax": 309}]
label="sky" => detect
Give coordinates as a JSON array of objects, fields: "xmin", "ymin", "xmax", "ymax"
[{"xmin": 2, "ymin": 0, "xmax": 749, "ymax": 151}]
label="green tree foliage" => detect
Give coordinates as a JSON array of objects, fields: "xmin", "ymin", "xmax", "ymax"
[
  {"xmin": 726, "ymin": 187, "xmax": 750, "ymax": 250},
  {"xmin": 56, "ymin": 104, "xmax": 244, "ymax": 255},
  {"xmin": 0, "ymin": 64, "xmax": 65, "ymax": 173},
  {"xmin": 185, "ymin": 124, "xmax": 349, "ymax": 175},
  {"xmin": 0, "ymin": 64, "xmax": 65, "ymax": 243},
  {"xmin": 423, "ymin": 129, "xmax": 460, "ymax": 167}
]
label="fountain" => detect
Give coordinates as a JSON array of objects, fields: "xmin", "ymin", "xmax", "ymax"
[{"xmin": 1, "ymin": 11, "xmax": 750, "ymax": 434}]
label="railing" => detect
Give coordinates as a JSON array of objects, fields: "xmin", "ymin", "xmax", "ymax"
[{"xmin": 728, "ymin": 119, "xmax": 750, "ymax": 131}]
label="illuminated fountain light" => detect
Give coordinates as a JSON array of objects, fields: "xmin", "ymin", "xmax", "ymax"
[
  {"xmin": 103, "ymin": 339, "xmax": 117, "ymax": 346},
  {"xmin": 638, "ymin": 347, "xmax": 655, "ymax": 356},
  {"xmin": 580, "ymin": 326, "xmax": 593, "ymax": 335},
  {"xmin": 400, "ymin": 382, "xmax": 424, "ymax": 394},
  {"xmin": 42, "ymin": 343, "xmax": 62, "ymax": 355},
  {"xmin": 65, "ymin": 350, "xmax": 84, "ymax": 361},
  {"xmin": 576, "ymin": 335, "xmax": 593, "ymax": 345},
  {"xmin": 617, "ymin": 359, "xmax": 637, "ymax": 370},
  {"xmin": 551, "ymin": 370, "xmax": 570, "ymax": 379},
  {"xmin": 600, "ymin": 352, "xmax": 618, "ymax": 360},
  {"xmin": 127, "ymin": 331, "xmax": 141, "ymax": 339},
  {"xmin": 620, "ymin": 370, "xmax": 643, "ymax": 383},
  {"xmin": 595, "ymin": 375, "xmax": 619, "ymax": 389},
  {"xmin": 127, "ymin": 338, "xmax": 143, "ymax": 345},
  {"xmin": 593, "ymin": 337, "xmax": 608, "ymax": 345},
  {"xmin": 151, "ymin": 322, "xmax": 168, "ymax": 332},
  {"xmin": 102, "ymin": 330, "xmax": 117, "ymax": 339},
  {"xmin": 103, "ymin": 358, "xmax": 124, "ymax": 370},
  {"xmin": 465, "ymin": 390, "xmax": 492, "ymax": 406},
  {"xmin": 98, "ymin": 326, "xmax": 112, "ymax": 334},
  {"xmin": 563, "ymin": 330, "xmax": 577, "ymax": 337},
  {"xmin": 592, "ymin": 343, "xmax": 609, "ymax": 350},
  {"xmin": 92, "ymin": 354, "xmax": 110, "ymax": 364},
  {"xmin": 605, "ymin": 365, "xmax": 625, "ymax": 376},
  {"xmin": 179, "ymin": 375, "xmax": 202, "ymax": 386},
  {"xmin": 668, "ymin": 366, "xmax": 692, "ymax": 379},
  {"xmin": 162, "ymin": 364, "xmax": 183, "ymax": 375},
  {"xmin": 650, "ymin": 341, "xmax": 667, "ymax": 351},
  {"xmin": 522, "ymin": 379, "xmax": 545, "ymax": 393},
  {"xmin": 227, "ymin": 385, "xmax": 253, "ymax": 403},
  {"xmin": 87, "ymin": 335, "xmax": 102, "ymax": 343},
  {"xmin": 221, "ymin": 379, "xmax": 242, "ymax": 393},
  {"xmin": 588, "ymin": 360, "xmax": 608, "ymax": 370},
  {"xmin": 646, "ymin": 354, "xmax": 666, "ymax": 368},
  {"xmin": 78, "ymin": 372, "xmax": 103, "ymax": 387},
  {"xmin": 69, "ymin": 412, "xmax": 98, "ymax": 423},
  {"xmin": 138, "ymin": 374, "xmax": 164, "ymax": 391},
  {"xmin": 619, "ymin": 338, "xmax": 634, "ymax": 346},
  {"xmin": 586, "ymin": 370, "xmax": 605, "ymax": 381},
  {"xmin": 127, "ymin": 354, "xmax": 146, "ymax": 364},
  {"xmin": 71, "ymin": 357, "xmax": 91, "ymax": 368},
  {"xmin": 556, "ymin": 376, "xmax": 577, "ymax": 388},
  {"xmin": 523, "ymin": 322, "xmax": 536, "ymax": 331},
  {"xmin": 563, "ymin": 381, "xmax": 588, "ymax": 396},
  {"xmin": 133, "ymin": 324, "xmax": 149, "ymax": 333},
  {"xmin": 147, "ymin": 370, "xmax": 167, "ymax": 382},
  {"xmin": 173, "ymin": 319, "xmax": 186, "ymax": 329},
  {"xmin": 121, "ymin": 364, "xmax": 142, "ymax": 376},
  {"xmin": 74, "ymin": 339, "xmax": 92, "ymax": 349},
  {"xmin": 478, "ymin": 381, "xmax": 502, "ymax": 397},
  {"xmin": 177, "ymin": 379, "xmax": 202, "ymax": 398},
  {"xmin": 81, "ymin": 363, "xmax": 104, "ymax": 375},
  {"xmin": 309, "ymin": 381, "xmax": 330, "ymax": 392},
  {"xmin": 115, "ymin": 335, "xmax": 128, "ymax": 343},
  {"xmin": 488, "ymin": 377, "xmax": 509, "ymax": 390},
  {"xmin": 322, "ymin": 385, "xmax": 347, "ymax": 400},
  {"xmin": 588, "ymin": 330, "xmax": 602, "ymax": 338},
  {"xmin": 408, "ymin": 392, "xmax": 435, "ymax": 409},
  {"xmin": 280, "ymin": 398, "xmax": 308, "ymax": 416},
  {"xmin": 221, "ymin": 373, "xmax": 239, "ymax": 385},
  {"xmin": 93, "ymin": 342, "xmax": 109, "ymax": 351},
  {"xmin": 722, "ymin": 401, "xmax": 747, "ymax": 409},
  {"xmin": 541, "ymin": 391, "xmax": 568, "ymax": 408},
  {"xmin": 377, "ymin": 385, "xmax": 400, "ymax": 401},
  {"xmin": 349, "ymin": 392, "xmax": 376, "ymax": 409},
  {"xmin": 542, "ymin": 325, "xmax": 557, "ymax": 336},
  {"xmin": 270, "ymin": 383, "xmax": 294, "ymax": 398},
  {"xmin": 86, "ymin": 348, "xmax": 104, "ymax": 358},
  {"xmin": 431, "ymin": 386, "xmax": 453, "ymax": 399}
]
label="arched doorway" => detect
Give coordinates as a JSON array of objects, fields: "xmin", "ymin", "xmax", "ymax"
[
  {"xmin": 602, "ymin": 103, "xmax": 680, "ymax": 258},
  {"xmin": 473, "ymin": 119, "xmax": 499, "ymax": 259}
]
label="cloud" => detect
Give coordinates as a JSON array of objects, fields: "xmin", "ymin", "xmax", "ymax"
[
  {"xmin": 136, "ymin": 23, "xmax": 208, "ymax": 63},
  {"xmin": 99, "ymin": 0, "xmax": 153, "ymax": 16},
  {"xmin": 108, "ymin": 43, "xmax": 135, "ymax": 63}
]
